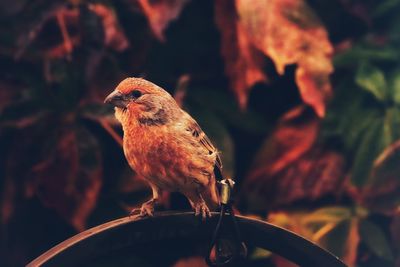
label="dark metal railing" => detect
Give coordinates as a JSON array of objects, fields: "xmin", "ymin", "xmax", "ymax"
[{"xmin": 27, "ymin": 211, "xmax": 347, "ymax": 267}]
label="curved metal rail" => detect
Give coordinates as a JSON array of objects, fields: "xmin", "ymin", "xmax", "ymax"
[{"xmin": 28, "ymin": 211, "xmax": 347, "ymax": 267}]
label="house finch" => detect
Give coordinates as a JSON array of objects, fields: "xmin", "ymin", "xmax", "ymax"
[{"xmin": 104, "ymin": 77, "xmax": 222, "ymax": 219}]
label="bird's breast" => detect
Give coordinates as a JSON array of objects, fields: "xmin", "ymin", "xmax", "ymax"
[
  {"xmin": 122, "ymin": 124, "xmax": 215, "ymax": 191},
  {"xmin": 123, "ymin": 125, "xmax": 186, "ymax": 189}
]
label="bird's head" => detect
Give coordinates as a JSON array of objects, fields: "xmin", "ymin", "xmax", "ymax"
[{"xmin": 104, "ymin": 77, "xmax": 178, "ymax": 127}]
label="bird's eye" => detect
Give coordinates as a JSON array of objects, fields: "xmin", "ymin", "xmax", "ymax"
[{"xmin": 130, "ymin": 90, "xmax": 142, "ymax": 99}]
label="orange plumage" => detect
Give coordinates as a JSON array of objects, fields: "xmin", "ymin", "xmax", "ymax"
[{"xmin": 105, "ymin": 77, "xmax": 221, "ymax": 218}]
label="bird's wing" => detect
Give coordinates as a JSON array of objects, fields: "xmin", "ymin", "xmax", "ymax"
[{"xmin": 186, "ymin": 120, "xmax": 223, "ymax": 179}]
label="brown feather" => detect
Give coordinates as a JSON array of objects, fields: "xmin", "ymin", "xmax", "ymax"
[{"xmin": 186, "ymin": 120, "xmax": 223, "ymax": 171}]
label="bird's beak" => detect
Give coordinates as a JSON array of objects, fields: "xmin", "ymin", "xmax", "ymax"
[{"xmin": 104, "ymin": 90, "xmax": 128, "ymax": 109}]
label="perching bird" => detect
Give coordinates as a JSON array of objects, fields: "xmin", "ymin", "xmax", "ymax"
[{"xmin": 104, "ymin": 77, "xmax": 222, "ymax": 218}]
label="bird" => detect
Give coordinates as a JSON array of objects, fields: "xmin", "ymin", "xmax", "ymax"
[{"xmin": 104, "ymin": 77, "xmax": 222, "ymax": 219}]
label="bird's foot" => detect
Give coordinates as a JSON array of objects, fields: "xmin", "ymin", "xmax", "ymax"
[
  {"xmin": 194, "ymin": 201, "xmax": 211, "ymax": 220},
  {"xmin": 129, "ymin": 199, "xmax": 156, "ymax": 218}
]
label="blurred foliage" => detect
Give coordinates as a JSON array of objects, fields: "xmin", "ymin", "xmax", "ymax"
[{"xmin": 1, "ymin": 0, "xmax": 400, "ymax": 266}]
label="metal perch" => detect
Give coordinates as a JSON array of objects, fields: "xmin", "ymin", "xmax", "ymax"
[{"xmin": 28, "ymin": 211, "xmax": 347, "ymax": 267}]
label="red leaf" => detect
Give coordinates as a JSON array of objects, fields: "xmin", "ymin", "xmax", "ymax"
[
  {"xmin": 247, "ymin": 106, "xmax": 319, "ymax": 181},
  {"xmin": 137, "ymin": 0, "xmax": 190, "ymax": 41},
  {"xmin": 235, "ymin": 0, "xmax": 333, "ymax": 116},
  {"xmin": 15, "ymin": 2, "xmax": 67, "ymax": 59},
  {"xmin": 244, "ymin": 106, "xmax": 345, "ymax": 209},
  {"xmin": 29, "ymin": 126, "xmax": 102, "ymax": 230},
  {"xmin": 16, "ymin": 4, "xmax": 128, "ymax": 60},
  {"xmin": 89, "ymin": 4, "xmax": 129, "ymax": 51},
  {"xmin": 214, "ymin": 0, "xmax": 268, "ymax": 109}
]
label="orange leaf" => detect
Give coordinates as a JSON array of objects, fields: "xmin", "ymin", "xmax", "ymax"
[
  {"xmin": 247, "ymin": 106, "xmax": 319, "ymax": 182},
  {"xmin": 341, "ymin": 218, "xmax": 360, "ymax": 266},
  {"xmin": 137, "ymin": 0, "xmax": 190, "ymax": 41},
  {"xmin": 215, "ymin": 0, "xmax": 268, "ymax": 109},
  {"xmin": 244, "ymin": 106, "xmax": 345, "ymax": 209},
  {"xmin": 236, "ymin": 0, "xmax": 333, "ymax": 117}
]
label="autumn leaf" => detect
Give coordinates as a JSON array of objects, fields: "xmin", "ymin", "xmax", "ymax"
[
  {"xmin": 28, "ymin": 125, "xmax": 102, "ymax": 230},
  {"xmin": 0, "ymin": 81, "xmax": 46, "ymax": 128},
  {"xmin": 214, "ymin": 0, "xmax": 268, "ymax": 109},
  {"xmin": 88, "ymin": 4, "xmax": 129, "ymax": 52},
  {"xmin": 268, "ymin": 207, "xmax": 360, "ymax": 266},
  {"xmin": 14, "ymin": 1, "xmax": 67, "ymax": 59},
  {"xmin": 236, "ymin": 0, "xmax": 333, "ymax": 117},
  {"xmin": 359, "ymin": 138, "xmax": 400, "ymax": 215},
  {"xmin": 15, "ymin": 3, "xmax": 128, "ymax": 60},
  {"xmin": 248, "ymin": 106, "xmax": 319, "ymax": 178},
  {"xmin": 244, "ymin": 106, "xmax": 345, "ymax": 210},
  {"xmin": 137, "ymin": 0, "xmax": 190, "ymax": 41}
]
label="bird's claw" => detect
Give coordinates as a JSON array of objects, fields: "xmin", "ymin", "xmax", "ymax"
[
  {"xmin": 129, "ymin": 199, "xmax": 155, "ymax": 218},
  {"xmin": 194, "ymin": 202, "xmax": 211, "ymax": 220}
]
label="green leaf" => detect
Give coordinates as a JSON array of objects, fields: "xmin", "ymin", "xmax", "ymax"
[
  {"xmin": 362, "ymin": 136, "xmax": 400, "ymax": 214},
  {"xmin": 373, "ymin": 0, "xmax": 400, "ymax": 17},
  {"xmin": 389, "ymin": 109, "xmax": 398, "ymax": 138},
  {"xmin": 336, "ymin": 89, "xmax": 382, "ymax": 151},
  {"xmin": 250, "ymin": 247, "xmax": 272, "ymax": 260},
  {"xmin": 356, "ymin": 62, "xmax": 387, "ymax": 102},
  {"xmin": 323, "ymin": 73, "xmax": 396, "ymax": 188},
  {"xmin": 322, "ymin": 79, "xmax": 382, "ymax": 152},
  {"xmin": 383, "ymin": 106, "xmax": 400, "ymax": 144},
  {"xmin": 351, "ymin": 119, "xmax": 386, "ymax": 187},
  {"xmin": 359, "ymin": 220, "xmax": 394, "ymax": 261},
  {"xmin": 344, "ymin": 108, "xmax": 382, "ymax": 152},
  {"xmin": 370, "ymin": 137, "xmax": 400, "ymax": 187},
  {"xmin": 334, "ymin": 45, "xmax": 400, "ymax": 67},
  {"xmin": 388, "ymin": 68, "xmax": 400, "ymax": 104},
  {"xmin": 322, "ymin": 80, "xmax": 357, "ymax": 139}
]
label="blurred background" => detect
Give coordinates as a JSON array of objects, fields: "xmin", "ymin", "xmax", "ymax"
[{"xmin": 1, "ymin": 0, "xmax": 400, "ymax": 266}]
